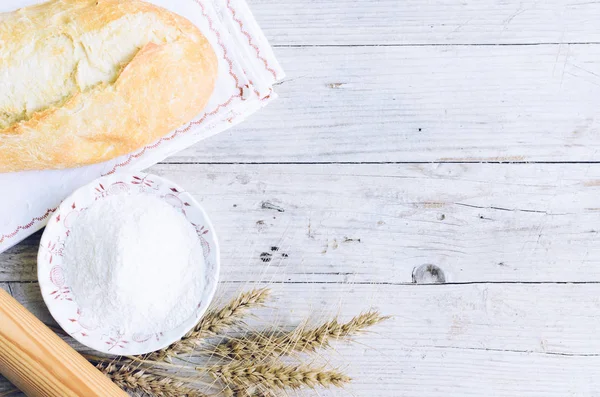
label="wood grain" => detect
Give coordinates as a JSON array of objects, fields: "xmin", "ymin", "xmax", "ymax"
[
  {"xmin": 169, "ymin": 44, "xmax": 600, "ymax": 163},
  {"xmin": 251, "ymin": 0, "xmax": 600, "ymax": 46},
  {"xmin": 5, "ymin": 163, "xmax": 600, "ymax": 284},
  {"xmin": 4, "ymin": 1, "xmax": 600, "ymax": 396},
  {"xmin": 0, "ymin": 289, "xmax": 126, "ymax": 397},
  {"xmin": 3, "ymin": 282, "xmax": 600, "ymax": 396}
]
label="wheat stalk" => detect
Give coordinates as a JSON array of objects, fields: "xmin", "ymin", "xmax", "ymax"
[
  {"xmin": 205, "ymin": 361, "xmax": 351, "ymax": 390},
  {"xmin": 214, "ymin": 310, "xmax": 388, "ymax": 360},
  {"xmin": 149, "ymin": 288, "xmax": 271, "ymax": 361},
  {"xmin": 98, "ymin": 362, "xmax": 209, "ymax": 397},
  {"xmin": 0, "ymin": 389, "xmax": 20, "ymax": 397},
  {"xmin": 75, "ymin": 288, "xmax": 372, "ymax": 397}
]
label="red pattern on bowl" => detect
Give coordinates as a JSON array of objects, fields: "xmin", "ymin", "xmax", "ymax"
[{"xmin": 38, "ymin": 172, "xmax": 220, "ymax": 355}]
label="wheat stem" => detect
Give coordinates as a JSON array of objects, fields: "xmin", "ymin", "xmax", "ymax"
[{"xmin": 0, "ymin": 388, "xmax": 20, "ymax": 397}]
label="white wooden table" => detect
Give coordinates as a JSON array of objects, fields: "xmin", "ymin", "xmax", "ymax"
[{"xmin": 3, "ymin": 1, "xmax": 600, "ymax": 395}]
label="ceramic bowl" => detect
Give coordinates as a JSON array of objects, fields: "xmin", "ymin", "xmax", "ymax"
[{"xmin": 38, "ymin": 172, "xmax": 220, "ymax": 355}]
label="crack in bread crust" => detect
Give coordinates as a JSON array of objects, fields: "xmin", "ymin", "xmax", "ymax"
[{"xmin": 0, "ymin": 0, "xmax": 218, "ymax": 172}]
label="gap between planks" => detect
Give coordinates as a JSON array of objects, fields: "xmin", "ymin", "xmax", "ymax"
[
  {"xmin": 8, "ymin": 162, "xmax": 600, "ymax": 284},
  {"xmin": 273, "ymin": 42, "xmax": 600, "ymax": 47},
  {"xmin": 7, "ymin": 280, "xmax": 600, "ymax": 286},
  {"xmin": 158, "ymin": 161, "xmax": 600, "ymax": 165},
  {"xmin": 171, "ymin": 44, "xmax": 600, "ymax": 163}
]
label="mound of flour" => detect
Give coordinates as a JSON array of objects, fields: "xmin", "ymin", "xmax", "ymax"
[{"xmin": 62, "ymin": 194, "xmax": 205, "ymax": 334}]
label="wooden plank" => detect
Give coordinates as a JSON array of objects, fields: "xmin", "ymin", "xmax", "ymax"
[
  {"xmin": 0, "ymin": 237, "xmax": 38, "ymax": 283},
  {"xmin": 6, "ymin": 163, "xmax": 600, "ymax": 283},
  {"xmin": 3, "ymin": 282, "xmax": 600, "ymax": 396},
  {"xmin": 1, "ymin": 282, "xmax": 55, "ymax": 326},
  {"xmin": 250, "ymin": 0, "xmax": 600, "ymax": 46},
  {"xmin": 170, "ymin": 44, "xmax": 600, "ymax": 163}
]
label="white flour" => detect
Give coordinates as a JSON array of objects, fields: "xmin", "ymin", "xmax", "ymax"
[{"xmin": 62, "ymin": 194, "xmax": 205, "ymax": 335}]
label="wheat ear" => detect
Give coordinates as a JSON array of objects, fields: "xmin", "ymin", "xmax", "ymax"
[
  {"xmin": 214, "ymin": 310, "xmax": 388, "ymax": 359},
  {"xmin": 221, "ymin": 385, "xmax": 280, "ymax": 397},
  {"xmin": 206, "ymin": 361, "xmax": 351, "ymax": 390},
  {"xmin": 149, "ymin": 288, "xmax": 271, "ymax": 361},
  {"xmin": 98, "ymin": 362, "xmax": 208, "ymax": 397}
]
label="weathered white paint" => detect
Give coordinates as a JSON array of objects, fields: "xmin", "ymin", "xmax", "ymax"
[
  {"xmin": 250, "ymin": 0, "xmax": 600, "ymax": 46},
  {"xmin": 171, "ymin": 44, "xmax": 600, "ymax": 163},
  {"xmin": 3, "ymin": 1, "xmax": 600, "ymax": 395},
  {"xmin": 4, "ymin": 282, "xmax": 600, "ymax": 396},
  {"xmin": 6, "ymin": 164, "xmax": 600, "ymax": 284}
]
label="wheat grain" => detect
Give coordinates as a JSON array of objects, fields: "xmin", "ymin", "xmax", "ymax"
[
  {"xmin": 98, "ymin": 362, "xmax": 208, "ymax": 397},
  {"xmin": 206, "ymin": 361, "xmax": 351, "ymax": 390},
  {"xmin": 214, "ymin": 310, "xmax": 388, "ymax": 359},
  {"xmin": 221, "ymin": 385, "xmax": 280, "ymax": 397},
  {"xmin": 80, "ymin": 288, "xmax": 373, "ymax": 396},
  {"xmin": 149, "ymin": 288, "xmax": 271, "ymax": 361},
  {"xmin": 198, "ymin": 288, "xmax": 271, "ymax": 335}
]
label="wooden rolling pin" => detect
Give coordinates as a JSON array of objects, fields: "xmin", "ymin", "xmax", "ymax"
[{"xmin": 0, "ymin": 288, "xmax": 127, "ymax": 397}]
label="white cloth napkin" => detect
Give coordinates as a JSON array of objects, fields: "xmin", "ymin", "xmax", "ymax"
[{"xmin": 0, "ymin": 0, "xmax": 284, "ymax": 253}]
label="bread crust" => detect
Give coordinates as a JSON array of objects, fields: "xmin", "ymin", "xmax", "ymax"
[{"xmin": 0, "ymin": 0, "xmax": 218, "ymax": 172}]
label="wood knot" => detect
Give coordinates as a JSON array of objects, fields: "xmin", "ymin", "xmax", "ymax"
[
  {"xmin": 412, "ymin": 264, "xmax": 446, "ymax": 284},
  {"xmin": 260, "ymin": 252, "xmax": 272, "ymax": 263}
]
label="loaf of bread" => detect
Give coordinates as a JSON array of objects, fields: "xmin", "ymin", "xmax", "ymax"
[{"xmin": 0, "ymin": 0, "xmax": 218, "ymax": 173}]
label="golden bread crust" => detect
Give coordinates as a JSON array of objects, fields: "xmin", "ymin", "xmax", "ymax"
[{"xmin": 0, "ymin": 0, "xmax": 218, "ymax": 172}]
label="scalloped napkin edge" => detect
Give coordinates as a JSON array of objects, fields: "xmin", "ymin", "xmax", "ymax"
[{"xmin": 0, "ymin": 0, "xmax": 285, "ymax": 254}]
